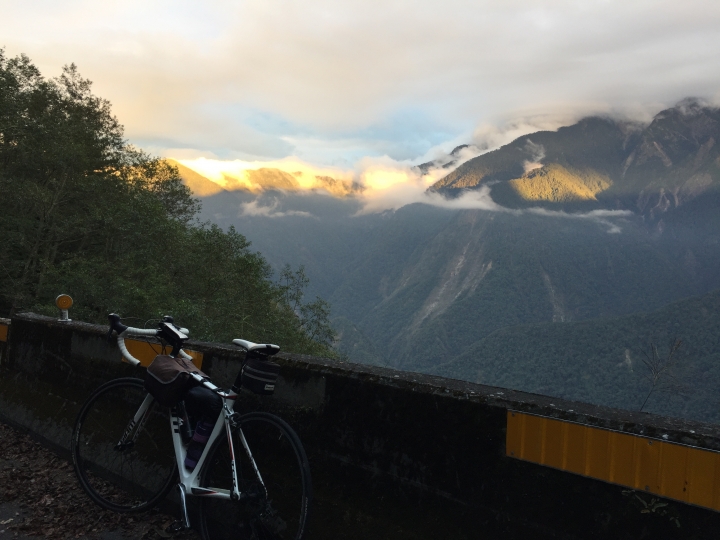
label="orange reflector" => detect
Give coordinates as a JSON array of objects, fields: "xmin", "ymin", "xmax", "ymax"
[{"xmin": 55, "ymin": 294, "xmax": 73, "ymax": 310}]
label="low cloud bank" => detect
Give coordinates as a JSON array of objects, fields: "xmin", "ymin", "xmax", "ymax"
[
  {"xmin": 239, "ymin": 199, "xmax": 314, "ymax": 219},
  {"xmin": 421, "ymin": 187, "xmax": 631, "ymax": 233},
  {"xmin": 177, "ymin": 116, "xmax": 632, "ymax": 232}
]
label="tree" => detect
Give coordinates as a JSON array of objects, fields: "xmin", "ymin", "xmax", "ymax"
[
  {"xmin": 0, "ymin": 52, "xmax": 128, "ymax": 314},
  {"xmin": 0, "ymin": 51, "xmax": 337, "ymax": 357},
  {"xmin": 278, "ymin": 265, "xmax": 338, "ymax": 354},
  {"xmin": 638, "ymin": 338, "xmax": 684, "ymax": 412}
]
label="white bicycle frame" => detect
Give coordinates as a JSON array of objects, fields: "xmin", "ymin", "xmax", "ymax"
[{"xmin": 114, "ymin": 326, "xmax": 266, "ymax": 529}]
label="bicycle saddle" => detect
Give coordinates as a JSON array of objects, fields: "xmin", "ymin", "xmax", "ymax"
[{"xmin": 232, "ymin": 339, "xmax": 280, "ymax": 355}]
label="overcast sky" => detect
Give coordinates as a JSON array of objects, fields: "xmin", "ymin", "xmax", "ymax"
[{"xmin": 3, "ymin": 0, "xmax": 720, "ymax": 173}]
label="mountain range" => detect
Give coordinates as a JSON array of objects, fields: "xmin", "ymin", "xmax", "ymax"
[
  {"xmin": 431, "ymin": 98, "xmax": 720, "ymax": 217},
  {"xmin": 168, "ymin": 159, "xmax": 362, "ymax": 198},
  {"xmin": 174, "ymin": 98, "xmax": 720, "ymax": 423}
]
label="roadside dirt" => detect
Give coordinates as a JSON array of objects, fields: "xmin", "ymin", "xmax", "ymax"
[{"xmin": 0, "ymin": 422, "xmax": 200, "ymax": 539}]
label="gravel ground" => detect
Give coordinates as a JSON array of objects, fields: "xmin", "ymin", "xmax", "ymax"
[{"xmin": 0, "ymin": 422, "xmax": 200, "ymax": 539}]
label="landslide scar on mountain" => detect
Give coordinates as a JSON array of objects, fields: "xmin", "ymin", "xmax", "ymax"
[
  {"xmin": 541, "ymin": 270, "xmax": 567, "ymax": 323},
  {"xmin": 407, "ymin": 212, "xmax": 493, "ymax": 330}
]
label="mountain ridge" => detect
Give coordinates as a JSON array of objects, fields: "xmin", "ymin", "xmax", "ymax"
[
  {"xmin": 430, "ymin": 99, "xmax": 720, "ymax": 221},
  {"xmin": 168, "ymin": 160, "xmax": 362, "ymax": 198}
]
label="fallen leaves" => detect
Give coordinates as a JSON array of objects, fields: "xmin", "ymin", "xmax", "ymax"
[{"xmin": 0, "ymin": 422, "xmax": 200, "ymax": 539}]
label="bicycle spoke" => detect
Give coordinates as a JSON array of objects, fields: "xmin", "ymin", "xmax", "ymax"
[{"xmin": 72, "ymin": 378, "xmax": 177, "ymax": 513}]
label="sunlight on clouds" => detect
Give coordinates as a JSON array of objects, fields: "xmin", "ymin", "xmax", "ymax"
[
  {"xmin": 176, "ymin": 147, "xmax": 633, "ymax": 233},
  {"xmin": 4, "ymin": 0, "xmax": 720, "ymax": 166},
  {"xmin": 176, "ymin": 144, "xmax": 486, "ymax": 213},
  {"xmin": 178, "ymin": 158, "xmax": 350, "ymax": 186},
  {"xmin": 177, "ymin": 157, "xmax": 358, "ymax": 195},
  {"xmin": 360, "ymin": 167, "xmax": 417, "ymax": 191},
  {"xmin": 172, "ymin": 114, "xmax": 585, "ymax": 214}
]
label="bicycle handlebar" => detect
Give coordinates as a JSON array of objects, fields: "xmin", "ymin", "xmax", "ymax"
[
  {"xmin": 107, "ymin": 315, "xmax": 230, "ymax": 399},
  {"xmin": 108, "ymin": 313, "xmax": 191, "ymax": 366}
]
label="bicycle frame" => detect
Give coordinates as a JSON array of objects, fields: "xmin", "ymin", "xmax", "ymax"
[
  {"xmin": 171, "ymin": 390, "xmax": 244, "ymax": 501},
  {"xmin": 107, "ymin": 317, "xmax": 281, "ymax": 531},
  {"xmin": 114, "ymin": 375, "xmax": 266, "ymax": 529}
]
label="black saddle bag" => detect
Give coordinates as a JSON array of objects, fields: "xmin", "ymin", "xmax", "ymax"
[
  {"xmin": 145, "ymin": 355, "xmax": 207, "ymax": 407},
  {"xmin": 234, "ymin": 352, "xmax": 280, "ymax": 396}
]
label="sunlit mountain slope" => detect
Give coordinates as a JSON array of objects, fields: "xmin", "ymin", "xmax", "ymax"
[
  {"xmin": 167, "ymin": 159, "xmax": 226, "ymax": 197},
  {"xmin": 431, "ymin": 99, "xmax": 720, "ymax": 219}
]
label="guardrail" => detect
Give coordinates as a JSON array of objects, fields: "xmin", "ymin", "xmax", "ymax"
[{"xmin": 1, "ymin": 312, "xmax": 720, "ymax": 539}]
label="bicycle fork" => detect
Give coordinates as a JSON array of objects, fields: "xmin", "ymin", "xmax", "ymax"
[{"xmin": 115, "ymin": 394, "xmax": 154, "ymax": 450}]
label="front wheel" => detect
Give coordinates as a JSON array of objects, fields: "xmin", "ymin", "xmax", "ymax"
[
  {"xmin": 199, "ymin": 412, "xmax": 312, "ymax": 540},
  {"xmin": 71, "ymin": 377, "xmax": 177, "ymax": 512}
]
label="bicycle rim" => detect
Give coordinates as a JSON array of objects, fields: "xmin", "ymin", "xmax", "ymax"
[
  {"xmin": 72, "ymin": 377, "xmax": 177, "ymax": 512},
  {"xmin": 200, "ymin": 412, "xmax": 312, "ymax": 540}
]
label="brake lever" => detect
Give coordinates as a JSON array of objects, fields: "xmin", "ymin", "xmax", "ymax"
[{"xmin": 107, "ymin": 313, "xmax": 128, "ymax": 343}]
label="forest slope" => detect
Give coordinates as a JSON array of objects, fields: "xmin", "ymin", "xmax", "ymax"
[{"xmin": 428, "ymin": 289, "xmax": 720, "ymax": 424}]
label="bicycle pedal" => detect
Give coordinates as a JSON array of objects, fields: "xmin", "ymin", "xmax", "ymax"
[{"xmin": 165, "ymin": 521, "xmax": 188, "ymax": 534}]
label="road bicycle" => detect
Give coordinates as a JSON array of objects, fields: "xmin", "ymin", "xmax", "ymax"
[{"xmin": 71, "ymin": 314, "xmax": 312, "ymax": 540}]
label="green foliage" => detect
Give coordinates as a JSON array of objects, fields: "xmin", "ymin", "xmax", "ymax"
[
  {"xmin": 429, "ymin": 289, "xmax": 720, "ymax": 423},
  {"xmin": 638, "ymin": 338, "xmax": 684, "ymax": 412},
  {"xmin": 0, "ymin": 51, "xmax": 336, "ymax": 356},
  {"xmin": 278, "ymin": 265, "xmax": 338, "ymax": 355}
]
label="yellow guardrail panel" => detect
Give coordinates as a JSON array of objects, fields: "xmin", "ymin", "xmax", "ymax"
[
  {"xmin": 686, "ymin": 446, "xmax": 717, "ymax": 508},
  {"xmin": 0, "ymin": 323, "xmax": 8, "ymax": 343},
  {"xmin": 543, "ymin": 415, "xmax": 565, "ymax": 470},
  {"xmin": 660, "ymin": 441, "xmax": 688, "ymax": 501},
  {"xmin": 609, "ymin": 431, "xmax": 635, "ymax": 487},
  {"xmin": 506, "ymin": 411, "xmax": 720, "ymax": 512},
  {"xmin": 564, "ymin": 421, "xmax": 587, "ymax": 476},
  {"xmin": 123, "ymin": 338, "xmax": 203, "ymax": 369}
]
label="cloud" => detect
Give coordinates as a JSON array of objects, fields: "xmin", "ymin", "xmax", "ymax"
[
  {"xmin": 182, "ymin": 153, "xmax": 630, "ymax": 233},
  {"xmin": 471, "ymin": 116, "xmax": 573, "ymax": 151},
  {"xmin": 2, "ymin": 0, "xmax": 720, "ymax": 164},
  {"xmin": 418, "ymin": 189, "xmax": 632, "ymax": 234},
  {"xmin": 522, "ymin": 140, "xmax": 546, "ymax": 173},
  {"xmin": 525, "ymin": 207, "xmax": 632, "ymax": 234},
  {"xmin": 177, "ymin": 145, "xmax": 632, "ymax": 233},
  {"xmin": 239, "ymin": 200, "xmax": 314, "ymax": 218}
]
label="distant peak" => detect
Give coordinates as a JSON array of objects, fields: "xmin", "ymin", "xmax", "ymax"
[
  {"xmin": 166, "ymin": 158, "xmax": 225, "ymax": 197},
  {"xmin": 675, "ymin": 97, "xmax": 711, "ymax": 116},
  {"xmin": 450, "ymin": 144, "xmax": 469, "ymax": 156}
]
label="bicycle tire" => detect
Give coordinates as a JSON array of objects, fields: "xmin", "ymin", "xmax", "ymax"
[
  {"xmin": 199, "ymin": 412, "xmax": 312, "ymax": 540},
  {"xmin": 72, "ymin": 377, "xmax": 177, "ymax": 513}
]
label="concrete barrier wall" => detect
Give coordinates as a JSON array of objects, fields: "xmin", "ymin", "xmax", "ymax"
[{"xmin": 2, "ymin": 312, "xmax": 720, "ymax": 539}]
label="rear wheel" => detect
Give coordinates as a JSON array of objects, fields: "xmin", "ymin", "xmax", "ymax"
[
  {"xmin": 72, "ymin": 377, "xmax": 177, "ymax": 512},
  {"xmin": 199, "ymin": 412, "xmax": 312, "ymax": 540}
]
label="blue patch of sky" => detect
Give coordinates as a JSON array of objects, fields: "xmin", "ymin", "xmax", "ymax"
[
  {"xmin": 367, "ymin": 109, "xmax": 470, "ymax": 161},
  {"xmin": 242, "ymin": 109, "xmax": 308, "ymax": 137},
  {"xmin": 177, "ymin": 102, "xmax": 471, "ymax": 163}
]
